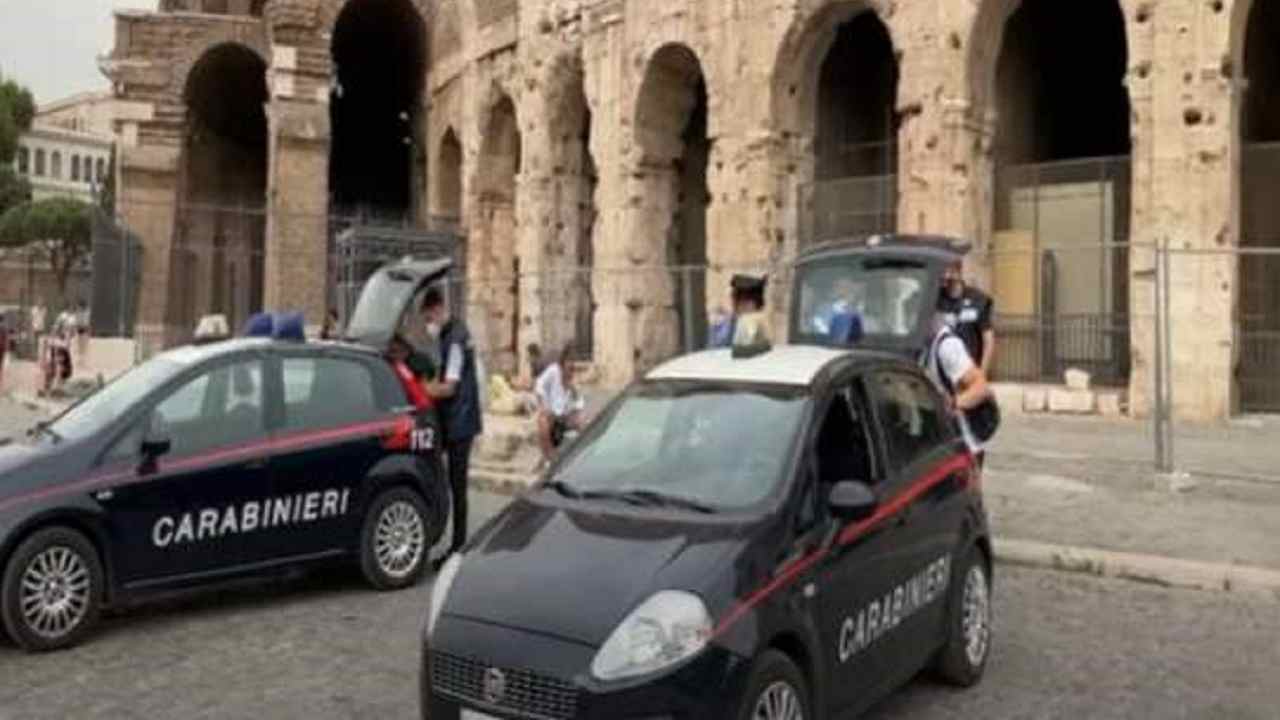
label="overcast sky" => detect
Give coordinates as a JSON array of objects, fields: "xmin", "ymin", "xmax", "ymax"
[{"xmin": 0, "ymin": 0, "xmax": 152, "ymax": 105}]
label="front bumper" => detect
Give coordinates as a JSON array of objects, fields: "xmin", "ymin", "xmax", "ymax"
[{"xmin": 421, "ymin": 616, "xmax": 750, "ymax": 720}]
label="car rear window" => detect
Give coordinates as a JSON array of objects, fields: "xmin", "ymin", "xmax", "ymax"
[{"xmin": 282, "ymin": 357, "xmax": 381, "ymax": 431}]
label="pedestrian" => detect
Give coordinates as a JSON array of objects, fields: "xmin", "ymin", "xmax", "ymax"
[
  {"xmin": 921, "ymin": 311, "xmax": 997, "ymax": 468},
  {"xmin": 320, "ymin": 309, "xmax": 340, "ymax": 340},
  {"xmin": 534, "ymin": 344, "xmax": 586, "ymax": 468},
  {"xmin": 709, "ymin": 274, "xmax": 766, "ymax": 348},
  {"xmin": 938, "ymin": 259, "xmax": 996, "ymax": 375},
  {"xmin": 0, "ymin": 316, "xmax": 9, "ymax": 391},
  {"xmin": 420, "ymin": 286, "xmax": 483, "ymax": 566}
]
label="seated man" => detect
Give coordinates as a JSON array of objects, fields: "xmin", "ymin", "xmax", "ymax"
[{"xmin": 535, "ymin": 346, "xmax": 586, "ymax": 467}]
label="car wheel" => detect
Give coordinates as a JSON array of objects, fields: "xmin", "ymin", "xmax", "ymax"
[
  {"xmin": 360, "ymin": 487, "xmax": 431, "ymax": 591},
  {"xmin": 932, "ymin": 546, "xmax": 993, "ymax": 686},
  {"xmin": 1, "ymin": 527, "xmax": 104, "ymax": 652},
  {"xmin": 736, "ymin": 650, "xmax": 811, "ymax": 720}
]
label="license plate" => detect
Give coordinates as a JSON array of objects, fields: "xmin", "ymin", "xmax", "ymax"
[{"xmin": 460, "ymin": 711, "xmax": 500, "ymax": 720}]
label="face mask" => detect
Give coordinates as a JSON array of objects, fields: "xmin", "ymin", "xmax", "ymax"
[{"xmin": 425, "ymin": 322, "xmax": 442, "ymax": 339}]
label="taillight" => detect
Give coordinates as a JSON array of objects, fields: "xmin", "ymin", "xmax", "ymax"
[
  {"xmin": 392, "ymin": 360, "xmax": 433, "ymax": 411},
  {"xmin": 382, "ymin": 415, "xmax": 416, "ymax": 451}
]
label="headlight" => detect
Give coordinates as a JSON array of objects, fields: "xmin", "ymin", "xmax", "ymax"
[
  {"xmin": 590, "ymin": 590, "xmax": 712, "ymax": 682},
  {"xmin": 426, "ymin": 553, "xmax": 464, "ymax": 640}
]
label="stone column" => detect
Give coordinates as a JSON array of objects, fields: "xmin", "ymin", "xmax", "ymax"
[
  {"xmin": 264, "ymin": 98, "xmax": 329, "ymax": 327},
  {"xmin": 118, "ymin": 145, "xmax": 181, "ymax": 357}
]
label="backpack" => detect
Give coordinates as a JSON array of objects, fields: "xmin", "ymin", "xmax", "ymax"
[{"xmin": 924, "ymin": 328, "xmax": 1001, "ymax": 444}]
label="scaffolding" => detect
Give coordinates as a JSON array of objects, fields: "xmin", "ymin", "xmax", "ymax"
[{"xmin": 330, "ymin": 219, "xmax": 467, "ymax": 325}]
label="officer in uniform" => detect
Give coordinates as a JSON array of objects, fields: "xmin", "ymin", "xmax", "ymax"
[
  {"xmin": 710, "ymin": 274, "xmax": 767, "ymax": 348},
  {"xmin": 421, "ymin": 287, "xmax": 483, "ymax": 565},
  {"xmin": 937, "ymin": 260, "xmax": 996, "ymax": 374}
]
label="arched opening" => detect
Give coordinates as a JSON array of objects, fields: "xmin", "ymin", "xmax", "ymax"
[
  {"xmin": 1238, "ymin": 0, "xmax": 1280, "ymax": 412},
  {"xmin": 635, "ymin": 44, "xmax": 710, "ymax": 358},
  {"xmin": 989, "ymin": 0, "xmax": 1131, "ymax": 388},
  {"xmin": 475, "ymin": 93, "xmax": 522, "ymax": 374},
  {"xmin": 546, "ymin": 57, "xmax": 598, "ymax": 363},
  {"xmin": 435, "ymin": 128, "xmax": 463, "ymax": 221},
  {"xmin": 178, "ymin": 42, "xmax": 268, "ymax": 335},
  {"xmin": 330, "ymin": 0, "xmax": 426, "ymax": 222}
]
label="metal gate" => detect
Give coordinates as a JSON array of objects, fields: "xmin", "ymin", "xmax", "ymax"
[
  {"xmin": 329, "ymin": 218, "xmax": 466, "ymax": 325},
  {"xmin": 89, "ymin": 209, "xmax": 141, "ymax": 338},
  {"xmin": 1238, "ymin": 142, "xmax": 1280, "ymax": 413}
]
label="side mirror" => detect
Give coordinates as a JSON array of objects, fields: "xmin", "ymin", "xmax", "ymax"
[
  {"xmin": 828, "ymin": 481, "xmax": 878, "ymax": 522},
  {"xmin": 140, "ymin": 414, "xmax": 172, "ymax": 459}
]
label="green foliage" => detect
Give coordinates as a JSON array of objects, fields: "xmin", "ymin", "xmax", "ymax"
[
  {"xmin": 0, "ymin": 165, "xmax": 32, "ymax": 218},
  {"xmin": 0, "ymin": 197, "xmax": 93, "ymax": 299},
  {"xmin": 0, "ymin": 74, "xmax": 36, "ymax": 164}
]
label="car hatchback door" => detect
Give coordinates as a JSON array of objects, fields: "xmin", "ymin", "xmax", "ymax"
[{"xmin": 98, "ymin": 354, "xmax": 273, "ymax": 587}]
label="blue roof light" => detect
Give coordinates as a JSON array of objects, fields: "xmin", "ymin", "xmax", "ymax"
[{"xmin": 242, "ymin": 311, "xmax": 306, "ymax": 342}]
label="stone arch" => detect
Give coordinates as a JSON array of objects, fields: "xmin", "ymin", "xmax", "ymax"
[
  {"xmin": 170, "ymin": 28, "xmax": 269, "ymax": 105},
  {"xmin": 632, "ymin": 42, "xmax": 711, "ymax": 357},
  {"xmin": 329, "ymin": 0, "xmax": 428, "ymax": 219},
  {"xmin": 434, "ymin": 127, "xmax": 463, "ymax": 221},
  {"xmin": 541, "ymin": 52, "xmax": 597, "ymax": 361},
  {"xmin": 969, "ymin": 0, "xmax": 1133, "ymax": 388},
  {"xmin": 472, "ymin": 88, "xmax": 523, "ymax": 373},
  {"xmin": 177, "ymin": 41, "xmax": 270, "ymax": 334},
  {"xmin": 770, "ymin": 1, "xmax": 901, "ymax": 240}
]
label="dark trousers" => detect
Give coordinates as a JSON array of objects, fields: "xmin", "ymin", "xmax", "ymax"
[{"xmin": 446, "ymin": 439, "xmax": 473, "ymax": 552}]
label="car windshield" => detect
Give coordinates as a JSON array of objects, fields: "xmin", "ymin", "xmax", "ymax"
[
  {"xmin": 42, "ymin": 355, "xmax": 187, "ymax": 443},
  {"xmin": 795, "ymin": 258, "xmax": 931, "ymax": 342},
  {"xmin": 550, "ymin": 382, "xmax": 808, "ymax": 511}
]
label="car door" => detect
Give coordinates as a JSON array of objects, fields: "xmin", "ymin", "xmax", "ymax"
[
  {"xmin": 809, "ymin": 375, "xmax": 913, "ymax": 715},
  {"xmin": 863, "ymin": 368, "xmax": 970, "ymax": 678},
  {"xmin": 98, "ymin": 353, "xmax": 272, "ymax": 588},
  {"xmin": 264, "ymin": 351, "xmax": 396, "ymax": 558}
]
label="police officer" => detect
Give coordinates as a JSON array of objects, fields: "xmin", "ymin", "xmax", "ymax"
[
  {"xmin": 709, "ymin": 274, "xmax": 766, "ymax": 348},
  {"xmin": 420, "ymin": 286, "xmax": 483, "ymax": 565},
  {"xmin": 937, "ymin": 260, "xmax": 996, "ymax": 374}
]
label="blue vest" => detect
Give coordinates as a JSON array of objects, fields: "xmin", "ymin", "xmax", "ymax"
[{"xmin": 438, "ymin": 319, "xmax": 482, "ymax": 442}]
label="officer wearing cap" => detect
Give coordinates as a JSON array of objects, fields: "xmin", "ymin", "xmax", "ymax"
[{"xmin": 709, "ymin": 274, "xmax": 767, "ymax": 348}]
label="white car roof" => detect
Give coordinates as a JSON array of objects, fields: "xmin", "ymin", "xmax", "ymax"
[{"xmin": 646, "ymin": 345, "xmax": 853, "ymax": 387}]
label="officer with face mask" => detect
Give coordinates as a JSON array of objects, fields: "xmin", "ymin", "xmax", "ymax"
[
  {"xmin": 419, "ymin": 286, "xmax": 483, "ymax": 567},
  {"xmin": 709, "ymin": 275, "xmax": 766, "ymax": 348}
]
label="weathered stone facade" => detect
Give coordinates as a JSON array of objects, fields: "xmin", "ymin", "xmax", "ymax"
[{"xmin": 102, "ymin": 0, "xmax": 1278, "ymax": 421}]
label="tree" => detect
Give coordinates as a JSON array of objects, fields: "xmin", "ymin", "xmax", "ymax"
[
  {"xmin": 0, "ymin": 74, "xmax": 35, "ymax": 218},
  {"xmin": 0, "ymin": 198, "xmax": 93, "ymax": 307}
]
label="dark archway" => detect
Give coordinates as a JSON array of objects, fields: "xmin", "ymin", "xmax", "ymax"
[
  {"xmin": 635, "ymin": 44, "xmax": 710, "ymax": 356},
  {"xmin": 435, "ymin": 128, "xmax": 463, "ymax": 221},
  {"xmin": 990, "ymin": 0, "xmax": 1131, "ymax": 388},
  {"xmin": 330, "ymin": 0, "xmax": 427, "ymax": 221},
  {"xmin": 179, "ymin": 42, "xmax": 268, "ymax": 333},
  {"xmin": 475, "ymin": 94, "xmax": 522, "ymax": 373},
  {"xmin": 1238, "ymin": 0, "xmax": 1280, "ymax": 411}
]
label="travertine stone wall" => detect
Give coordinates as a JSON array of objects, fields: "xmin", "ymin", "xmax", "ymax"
[{"xmin": 107, "ymin": 0, "xmax": 1259, "ymax": 421}]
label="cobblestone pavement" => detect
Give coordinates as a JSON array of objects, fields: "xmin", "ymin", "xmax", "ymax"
[
  {"xmin": 0, "ymin": 396, "xmax": 45, "ymax": 440},
  {"xmin": 3, "ymin": 550, "xmax": 1277, "ymax": 718}
]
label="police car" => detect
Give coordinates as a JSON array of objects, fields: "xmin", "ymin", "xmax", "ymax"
[
  {"xmin": 0, "ymin": 258, "xmax": 455, "ymax": 652},
  {"xmin": 420, "ymin": 237, "xmax": 992, "ymax": 720}
]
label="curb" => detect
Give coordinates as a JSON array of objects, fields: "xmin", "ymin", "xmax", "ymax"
[
  {"xmin": 470, "ymin": 471, "xmax": 1280, "ymax": 600},
  {"xmin": 995, "ymin": 538, "xmax": 1280, "ymax": 600}
]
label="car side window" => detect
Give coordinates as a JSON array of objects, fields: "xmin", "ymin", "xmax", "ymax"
[
  {"xmin": 869, "ymin": 371, "xmax": 947, "ymax": 472},
  {"xmin": 282, "ymin": 357, "xmax": 380, "ymax": 431},
  {"xmin": 153, "ymin": 360, "xmax": 265, "ymax": 458}
]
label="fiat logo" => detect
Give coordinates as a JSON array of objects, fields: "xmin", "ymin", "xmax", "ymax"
[{"xmin": 483, "ymin": 667, "xmax": 506, "ymax": 705}]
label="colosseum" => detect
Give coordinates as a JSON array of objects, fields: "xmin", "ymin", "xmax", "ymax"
[{"xmin": 99, "ymin": 0, "xmax": 1280, "ymax": 421}]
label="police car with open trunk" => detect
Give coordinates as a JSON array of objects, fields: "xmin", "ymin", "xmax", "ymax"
[{"xmin": 419, "ymin": 235, "xmax": 993, "ymax": 719}]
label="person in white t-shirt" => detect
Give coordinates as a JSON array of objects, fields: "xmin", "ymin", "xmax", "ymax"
[
  {"xmin": 534, "ymin": 345, "xmax": 585, "ymax": 467},
  {"xmin": 922, "ymin": 312, "xmax": 991, "ymax": 466}
]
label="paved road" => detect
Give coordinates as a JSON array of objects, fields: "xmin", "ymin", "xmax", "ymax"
[
  {"xmin": 3, "ymin": 544, "xmax": 1277, "ymax": 717},
  {"xmin": 0, "ymin": 396, "xmax": 44, "ymax": 440}
]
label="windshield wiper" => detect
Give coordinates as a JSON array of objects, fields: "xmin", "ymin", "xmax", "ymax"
[
  {"xmin": 28, "ymin": 422, "xmax": 61, "ymax": 444},
  {"xmin": 543, "ymin": 480, "xmax": 583, "ymax": 500},
  {"xmin": 585, "ymin": 488, "xmax": 717, "ymax": 514}
]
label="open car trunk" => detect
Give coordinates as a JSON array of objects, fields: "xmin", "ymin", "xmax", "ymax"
[
  {"xmin": 788, "ymin": 235, "xmax": 971, "ymax": 359},
  {"xmin": 343, "ymin": 258, "xmax": 454, "ymax": 353}
]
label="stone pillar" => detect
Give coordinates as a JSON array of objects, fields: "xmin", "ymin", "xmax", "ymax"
[
  {"xmin": 118, "ymin": 145, "xmax": 181, "ymax": 358},
  {"xmin": 264, "ymin": 99, "xmax": 329, "ymax": 327}
]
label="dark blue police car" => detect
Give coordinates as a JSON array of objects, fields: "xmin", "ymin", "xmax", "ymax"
[
  {"xmin": 0, "ymin": 258, "xmax": 454, "ymax": 652},
  {"xmin": 419, "ymin": 236, "xmax": 993, "ymax": 720}
]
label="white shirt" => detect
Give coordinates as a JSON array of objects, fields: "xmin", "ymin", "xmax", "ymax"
[
  {"xmin": 924, "ymin": 332, "xmax": 983, "ymax": 454},
  {"xmin": 534, "ymin": 363, "xmax": 582, "ymax": 418}
]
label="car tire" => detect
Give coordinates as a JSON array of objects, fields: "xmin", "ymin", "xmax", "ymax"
[
  {"xmin": 360, "ymin": 487, "xmax": 431, "ymax": 591},
  {"xmin": 932, "ymin": 546, "xmax": 993, "ymax": 687},
  {"xmin": 1, "ymin": 526, "xmax": 105, "ymax": 653},
  {"xmin": 736, "ymin": 649, "xmax": 812, "ymax": 720}
]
